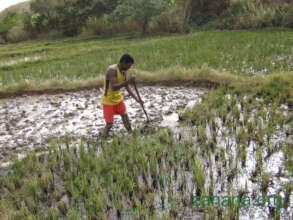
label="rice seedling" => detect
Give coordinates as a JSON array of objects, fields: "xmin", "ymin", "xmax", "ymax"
[
  {"xmin": 282, "ymin": 143, "xmax": 293, "ymax": 177},
  {"xmin": 66, "ymin": 206, "xmax": 80, "ymax": 219},
  {"xmin": 232, "ymin": 106, "xmax": 241, "ymax": 122},
  {"xmin": 227, "ymin": 167, "xmax": 238, "ymax": 183},
  {"xmin": 192, "ymin": 156, "xmax": 205, "ymax": 196},
  {"xmin": 220, "ymin": 106, "xmax": 228, "ymax": 125},
  {"xmin": 255, "ymin": 146, "xmax": 263, "ymax": 176},
  {"xmin": 228, "ymin": 201, "xmax": 240, "ymax": 220},
  {"xmin": 237, "ymin": 127, "xmax": 249, "ymax": 146},
  {"xmin": 261, "ymin": 172, "xmax": 271, "ymax": 196},
  {"xmin": 239, "ymin": 145, "xmax": 247, "ymax": 168},
  {"xmin": 58, "ymin": 199, "xmax": 68, "ymax": 216},
  {"xmin": 207, "ymin": 205, "xmax": 217, "ymax": 220},
  {"xmin": 209, "ymin": 166, "xmax": 214, "ymax": 198}
]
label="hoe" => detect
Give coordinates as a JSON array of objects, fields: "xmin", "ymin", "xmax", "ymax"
[{"xmin": 133, "ymin": 80, "xmax": 150, "ymax": 123}]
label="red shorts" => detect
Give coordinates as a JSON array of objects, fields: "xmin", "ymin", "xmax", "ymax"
[{"xmin": 102, "ymin": 100, "xmax": 126, "ymax": 123}]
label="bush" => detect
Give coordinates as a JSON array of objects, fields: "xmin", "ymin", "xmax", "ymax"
[
  {"xmin": 282, "ymin": 4, "xmax": 293, "ymax": 28},
  {"xmin": 0, "ymin": 35, "xmax": 5, "ymax": 44},
  {"xmin": 190, "ymin": 0, "xmax": 229, "ymax": 26},
  {"xmin": 36, "ymin": 29, "xmax": 63, "ymax": 40},
  {"xmin": 215, "ymin": 0, "xmax": 293, "ymax": 29},
  {"xmin": 149, "ymin": 9, "xmax": 186, "ymax": 34},
  {"xmin": 108, "ymin": 18, "xmax": 140, "ymax": 35},
  {"xmin": 81, "ymin": 15, "xmax": 140, "ymax": 37},
  {"xmin": 6, "ymin": 26, "xmax": 31, "ymax": 43},
  {"xmin": 234, "ymin": 6, "xmax": 276, "ymax": 29},
  {"xmin": 83, "ymin": 16, "xmax": 108, "ymax": 36}
]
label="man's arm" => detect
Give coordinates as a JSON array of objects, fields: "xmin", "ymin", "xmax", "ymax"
[
  {"xmin": 126, "ymin": 84, "xmax": 141, "ymax": 103},
  {"xmin": 108, "ymin": 69, "xmax": 135, "ymax": 91}
]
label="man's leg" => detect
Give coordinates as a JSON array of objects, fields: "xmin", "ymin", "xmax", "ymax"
[
  {"xmin": 117, "ymin": 100, "xmax": 131, "ymax": 132},
  {"xmin": 102, "ymin": 104, "xmax": 114, "ymax": 138},
  {"xmin": 121, "ymin": 114, "xmax": 132, "ymax": 132},
  {"xmin": 102, "ymin": 123, "xmax": 113, "ymax": 137}
]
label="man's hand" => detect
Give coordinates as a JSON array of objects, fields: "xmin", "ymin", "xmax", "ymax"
[{"xmin": 127, "ymin": 76, "xmax": 136, "ymax": 84}]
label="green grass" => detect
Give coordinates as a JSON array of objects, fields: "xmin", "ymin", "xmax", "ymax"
[{"xmin": 0, "ymin": 29, "xmax": 292, "ymax": 93}]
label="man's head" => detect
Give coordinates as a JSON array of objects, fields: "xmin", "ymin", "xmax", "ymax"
[{"xmin": 119, "ymin": 54, "xmax": 134, "ymax": 71}]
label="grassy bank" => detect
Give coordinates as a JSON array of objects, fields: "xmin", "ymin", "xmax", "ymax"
[{"xmin": 0, "ymin": 29, "xmax": 292, "ymax": 94}]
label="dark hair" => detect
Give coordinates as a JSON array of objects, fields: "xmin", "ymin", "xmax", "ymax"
[{"xmin": 120, "ymin": 54, "xmax": 134, "ymax": 64}]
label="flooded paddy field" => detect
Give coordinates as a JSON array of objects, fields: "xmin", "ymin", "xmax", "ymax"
[
  {"xmin": 0, "ymin": 86, "xmax": 292, "ymax": 219},
  {"xmin": 0, "ymin": 86, "xmax": 207, "ymax": 164}
]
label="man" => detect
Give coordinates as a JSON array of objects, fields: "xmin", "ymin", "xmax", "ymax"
[{"xmin": 101, "ymin": 54, "xmax": 143, "ymax": 137}]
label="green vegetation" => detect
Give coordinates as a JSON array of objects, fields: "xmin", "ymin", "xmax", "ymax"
[
  {"xmin": 113, "ymin": 0, "xmax": 169, "ymax": 34},
  {"xmin": 1, "ymin": 70, "xmax": 292, "ymax": 218},
  {"xmin": 0, "ymin": 2, "xmax": 292, "ymax": 219},
  {"xmin": 0, "ymin": 29, "xmax": 292, "ymax": 94},
  {"xmin": 0, "ymin": 2, "xmax": 30, "ymax": 21},
  {"xmin": 0, "ymin": 0, "xmax": 292, "ymax": 43},
  {"xmin": 0, "ymin": 129, "xmax": 200, "ymax": 218}
]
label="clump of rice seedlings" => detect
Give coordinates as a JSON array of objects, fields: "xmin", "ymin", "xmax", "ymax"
[
  {"xmin": 283, "ymin": 183, "xmax": 291, "ymax": 210},
  {"xmin": 179, "ymin": 173, "xmax": 187, "ymax": 193},
  {"xmin": 66, "ymin": 206, "xmax": 80, "ymax": 219},
  {"xmin": 149, "ymin": 154, "xmax": 157, "ymax": 178},
  {"xmin": 256, "ymin": 128, "xmax": 265, "ymax": 146},
  {"xmin": 192, "ymin": 157, "xmax": 205, "ymax": 196},
  {"xmin": 196, "ymin": 125, "xmax": 207, "ymax": 144},
  {"xmin": 145, "ymin": 193, "xmax": 155, "ymax": 212},
  {"xmin": 25, "ymin": 177, "xmax": 39, "ymax": 202},
  {"xmin": 247, "ymin": 121, "xmax": 254, "ymax": 136},
  {"xmin": 227, "ymin": 167, "xmax": 238, "ymax": 183},
  {"xmin": 168, "ymin": 191, "xmax": 178, "ymax": 218},
  {"xmin": 23, "ymin": 197, "xmax": 38, "ymax": 216},
  {"xmin": 209, "ymin": 166, "xmax": 214, "ymax": 198},
  {"xmin": 207, "ymin": 206, "xmax": 216, "ymax": 220},
  {"xmin": 232, "ymin": 106, "xmax": 241, "ymax": 122},
  {"xmin": 232, "ymin": 121, "xmax": 238, "ymax": 133},
  {"xmin": 265, "ymin": 142, "xmax": 279, "ymax": 160},
  {"xmin": 39, "ymin": 171, "xmax": 53, "ymax": 197},
  {"xmin": 242, "ymin": 111, "xmax": 249, "ymax": 126},
  {"xmin": 228, "ymin": 201, "xmax": 240, "ymax": 220},
  {"xmin": 58, "ymin": 199, "xmax": 68, "ymax": 216},
  {"xmin": 12, "ymin": 206, "xmax": 34, "ymax": 219},
  {"xmin": 283, "ymin": 142, "xmax": 293, "ymax": 175},
  {"xmin": 220, "ymin": 106, "xmax": 228, "ymax": 125},
  {"xmin": 240, "ymin": 145, "xmax": 247, "ymax": 168},
  {"xmin": 261, "ymin": 172, "xmax": 271, "ymax": 196},
  {"xmin": 160, "ymin": 193, "xmax": 165, "ymax": 209},
  {"xmin": 211, "ymin": 119, "xmax": 218, "ymax": 133},
  {"xmin": 278, "ymin": 113, "xmax": 285, "ymax": 130},
  {"xmin": 256, "ymin": 146, "xmax": 263, "ymax": 175}
]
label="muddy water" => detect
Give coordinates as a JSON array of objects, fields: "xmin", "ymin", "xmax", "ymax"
[{"xmin": 0, "ymin": 86, "xmax": 207, "ymax": 164}]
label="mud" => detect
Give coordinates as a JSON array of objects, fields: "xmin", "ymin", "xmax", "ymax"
[{"xmin": 0, "ymin": 86, "xmax": 207, "ymax": 164}]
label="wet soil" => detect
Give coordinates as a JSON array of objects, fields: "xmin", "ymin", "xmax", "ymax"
[{"xmin": 0, "ymin": 86, "xmax": 207, "ymax": 164}]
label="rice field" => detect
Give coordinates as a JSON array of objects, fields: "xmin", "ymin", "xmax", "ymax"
[
  {"xmin": 0, "ymin": 29, "xmax": 292, "ymax": 219},
  {"xmin": 0, "ymin": 29, "xmax": 292, "ymax": 93}
]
